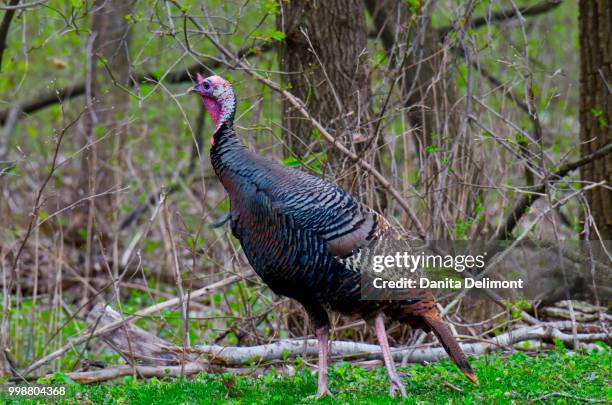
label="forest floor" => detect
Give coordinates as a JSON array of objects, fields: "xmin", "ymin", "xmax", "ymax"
[{"xmin": 1, "ymin": 347, "xmax": 609, "ymax": 404}]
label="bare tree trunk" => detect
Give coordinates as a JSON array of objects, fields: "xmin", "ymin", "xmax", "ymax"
[
  {"xmin": 73, "ymin": 0, "xmax": 133, "ymax": 302},
  {"xmin": 277, "ymin": 0, "xmax": 380, "ymax": 203},
  {"xmin": 0, "ymin": 0, "xmax": 20, "ymax": 73},
  {"xmin": 579, "ymin": 0, "xmax": 611, "ymax": 240},
  {"xmin": 80, "ymin": 0, "xmax": 133, "ymax": 212}
]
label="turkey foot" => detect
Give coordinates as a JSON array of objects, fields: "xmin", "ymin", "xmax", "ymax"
[{"xmin": 388, "ymin": 371, "xmax": 407, "ymax": 397}]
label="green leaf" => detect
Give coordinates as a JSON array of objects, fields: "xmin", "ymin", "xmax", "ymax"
[
  {"xmin": 52, "ymin": 371, "xmax": 76, "ymax": 385},
  {"xmin": 425, "ymin": 144, "xmax": 438, "ymax": 154},
  {"xmin": 267, "ymin": 30, "xmax": 286, "ymax": 41},
  {"xmin": 281, "ymin": 156, "xmax": 300, "ymax": 167}
]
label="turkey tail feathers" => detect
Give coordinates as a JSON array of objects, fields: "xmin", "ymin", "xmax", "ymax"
[{"xmin": 423, "ymin": 313, "xmax": 479, "ymax": 385}]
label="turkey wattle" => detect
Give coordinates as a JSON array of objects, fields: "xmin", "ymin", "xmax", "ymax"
[{"xmin": 190, "ymin": 74, "xmax": 477, "ymax": 397}]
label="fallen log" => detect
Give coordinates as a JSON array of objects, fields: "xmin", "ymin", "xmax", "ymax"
[
  {"xmin": 554, "ymin": 300, "xmax": 607, "ymax": 314},
  {"xmin": 85, "ymin": 304, "xmax": 201, "ymax": 366},
  {"xmin": 42, "ymin": 302, "xmax": 609, "ymax": 384},
  {"xmin": 86, "ymin": 304, "xmax": 611, "ymax": 368},
  {"xmin": 54, "ymin": 363, "xmax": 210, "ymax": 384},
  {"xmin": 543, "ymin": 307, "xmax": 612, "ymax": 322},
  {"xmin": 48, "ymin": 362, "xmax": 292, "ymax": 384},
  {"xmin": 185, "ymin": 327, "xmax": 609, "ymax": 364},
  {"xmin": 22, "ymin": 272, "xmax": 251, "ymax": 376}
]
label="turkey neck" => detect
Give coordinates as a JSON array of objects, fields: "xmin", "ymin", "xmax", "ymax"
[{"xmin": 209, "ymin": 123, "xmax": 252, "ymax": 189}]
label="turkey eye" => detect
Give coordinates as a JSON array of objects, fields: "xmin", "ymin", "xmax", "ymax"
[{"xmin": 203, "ymin": 82, "xmax": 210, "ymax": 90}]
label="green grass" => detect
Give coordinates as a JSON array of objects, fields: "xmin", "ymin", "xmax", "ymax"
[{"xmin": 2, "ymin": 348, "xmax": 610, "ymax": 404}]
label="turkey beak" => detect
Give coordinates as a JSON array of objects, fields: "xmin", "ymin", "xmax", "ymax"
[{"xmin": 189, "ymin": 82, "xmax": 205, "ymax": 94}]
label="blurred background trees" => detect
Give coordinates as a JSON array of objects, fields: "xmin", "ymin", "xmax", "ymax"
[{"xmin": 0, "ymin": 0, "xmax": 610, "ymax": 379}]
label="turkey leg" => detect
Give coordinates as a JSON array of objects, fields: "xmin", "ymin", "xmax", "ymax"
[
  {"xmin": 374, "ymin": 313, "xmax": 407, "ymax": 397},
  {"xmin": 315, "ymin": 325, "xmax": 331, "ymax": 398}
]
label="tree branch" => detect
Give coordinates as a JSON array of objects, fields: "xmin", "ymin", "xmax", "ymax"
[
  {"xmin": 438, "ymin": 0, "xmax": 563, "ymax": 38},
  {"xmin": 0, "ymin": 42, "xmax": 272, "ymax": 125},
  {"xmin": 492, "ymin": 142, "xmax": 612, "ymax": 241},
  {"xmin": 366, "ymin": 0, "xmax": 563, "ymax": 55},
  {"xmin": 53, "ymin": 302, "xmax": 609, "ymax": 384},
  {"xmin": 1, "ymin": 0, "xmax": 563, "ymax": 124},
  {"xmin": 0, "ymin": 0, "xmax": 47, "ymax": 10}
]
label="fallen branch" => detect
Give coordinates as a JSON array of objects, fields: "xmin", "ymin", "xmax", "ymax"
[
  {"xmin": 33, "ymin": 303, "xmax": 607, "ymax": 384},
  {"xmin": 85, "ymin": 304, "xmax": 200, "ymax": 365},
  {"xmin": 554, "ymin": 300, "xmax": 607, "ymax": 314},
  {"xmin": 48, "ymin": 363, "xmax": 210, "ymax": 384},
  {"xmin": 84, "ymin": 304, "xmax": 609, "ymax": 369},
  {"xmin": 187, "ymin": 325, "xmax": 609, "ymax": 364},
  {"xmin": 21, "ymin": 272, "xmax": 251, "ymax": 376},
  {"xmin": 543, "ymin": 307, "xmax": 611, "ymax": 322},
  {"xmin": 528, "ymin": 392, "xmax": 607, "ymax": 404},
  {"xmin": 443, "ymin": 381, "xmax": 464, "ymax": 393},
  {"xmin": 54, "ymin": 330, "xmax": 609, "ymax": 386}
]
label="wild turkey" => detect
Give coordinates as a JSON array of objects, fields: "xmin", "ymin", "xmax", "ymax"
[{"xmin": 190, "ymin": 74, "xmax": 477, "ymax": 397}]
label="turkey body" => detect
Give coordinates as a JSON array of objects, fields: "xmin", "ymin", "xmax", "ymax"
[
  {"xmin": 211, "ymin": 124, "xmax": 385, "ymax": 326},
  {"xmin": 196, "ymin": 74, "xmax": 476, "ymax": 397}
]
